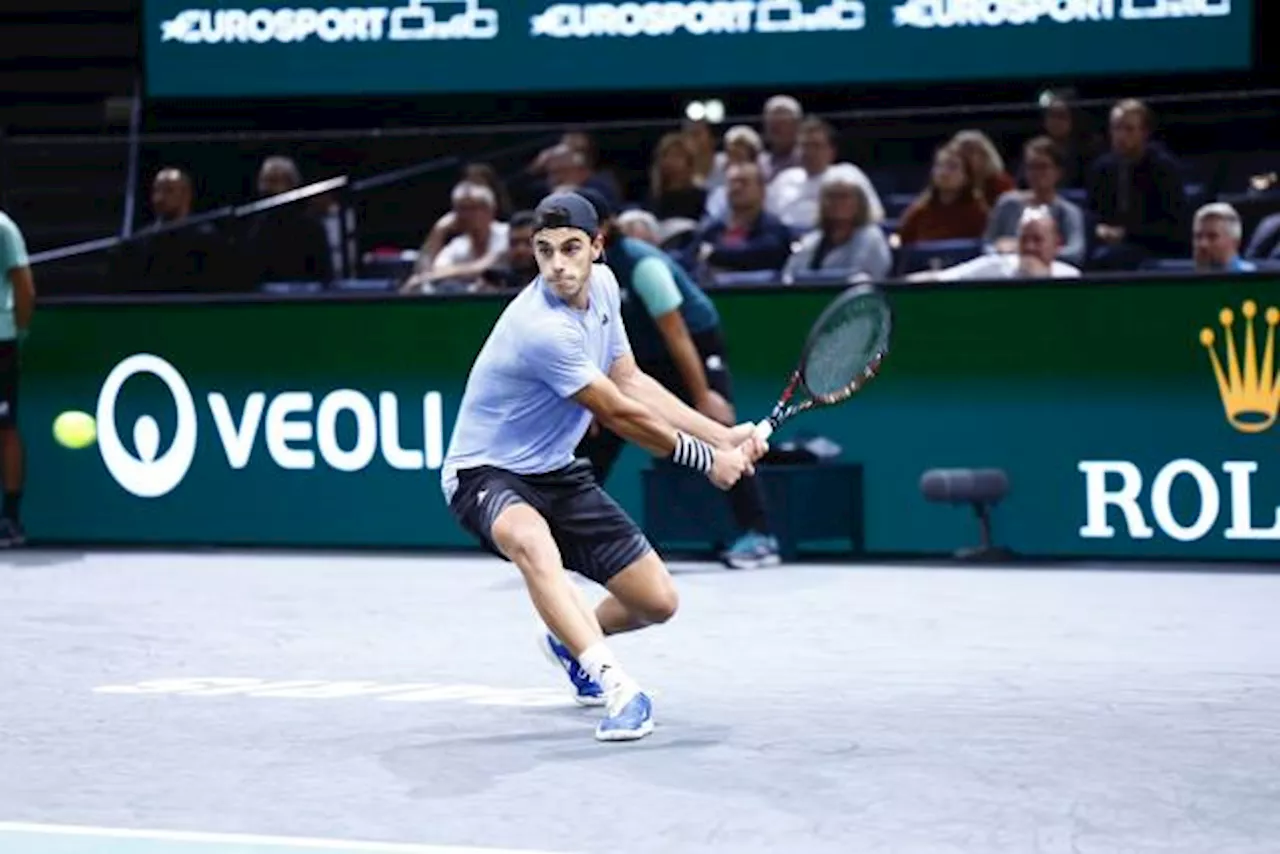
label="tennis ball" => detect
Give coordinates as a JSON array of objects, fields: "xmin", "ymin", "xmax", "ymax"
[{"xmin": 53, "ymin": 410, "xmax": 97, "ymax": 450}]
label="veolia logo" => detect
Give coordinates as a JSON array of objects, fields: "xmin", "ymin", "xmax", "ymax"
[
  {"xmin": 93, "ymin": 353, "xmax": 445, "ymax": 499},
  {"xmin": 96, "ymin": 354, "xmax": 200, "ymax": 498}
]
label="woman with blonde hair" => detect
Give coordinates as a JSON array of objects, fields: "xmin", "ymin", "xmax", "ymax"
[
  {"xmin": 952, "ymin": 129, "xmax": 1016, "ymax": 206},
  {"xmin": 897, "ymin": 143, "xmax": 989, "ymax": 245},
  {"xmin": 648, "ymin": 132, "xmax": 707, "ymax": 221}
]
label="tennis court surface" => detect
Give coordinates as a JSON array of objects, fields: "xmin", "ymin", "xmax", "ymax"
[{"xmin": 3, "ymin": 550, "xmax": 1278, "ymax": 854}]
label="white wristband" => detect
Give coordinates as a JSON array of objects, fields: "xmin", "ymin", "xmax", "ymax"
[{"xmin": 671, "ymin": 431, "xmax": 714, "ymax": 475}]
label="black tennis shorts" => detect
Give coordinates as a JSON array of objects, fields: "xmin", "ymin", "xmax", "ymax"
[
  {"xmin": 0, "ymin": 341, "xmax": 18, "ymax": 428},
  {"xmin": 448, "ymin": 459, "xmax": 653, "ymax": 586}
]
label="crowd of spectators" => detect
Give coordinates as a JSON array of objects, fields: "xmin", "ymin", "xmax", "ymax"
[{"xmin": 104, "ymin": 91, "xmax": 1280, "ymax": 296}]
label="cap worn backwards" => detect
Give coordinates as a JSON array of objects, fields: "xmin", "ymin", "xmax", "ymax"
[{"xmin": 533, "ymin": 191, "xmax": 599, "ymax": 237}]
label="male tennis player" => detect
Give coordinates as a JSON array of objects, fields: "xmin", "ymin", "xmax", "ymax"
[{"xmin": 441, "ymin": 191, "xmax": 767, "ymax": 742}]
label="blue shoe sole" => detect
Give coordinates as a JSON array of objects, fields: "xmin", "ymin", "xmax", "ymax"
[
  {"xmin": 594, "ymin": 693, "xmax": 655, "ymax": 742},
  {"xmin": 595, "ymin": 717, "xmax": 655, "ymax": 742}
]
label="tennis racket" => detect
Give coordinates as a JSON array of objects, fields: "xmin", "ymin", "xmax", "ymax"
[{"xmin": 754, "ymin": 283, "xmax": 892, "ymax": 441}]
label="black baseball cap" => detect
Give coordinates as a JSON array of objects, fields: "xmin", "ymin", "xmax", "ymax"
[
  {"xmin": 533, "ymin": 191, "xmax": 599, "ymax": 237},
  {"xmin": 573, "ymin": 186, "xmax": 614, "ymax": 222}
]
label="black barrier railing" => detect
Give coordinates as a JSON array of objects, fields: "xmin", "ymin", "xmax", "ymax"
[{"xmin": 26, "ymin": 130, "xmax": 562, "ymax": 295}]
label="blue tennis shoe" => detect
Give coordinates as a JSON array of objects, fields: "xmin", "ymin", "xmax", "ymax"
[
  {"xmin": 595, "ymin": 689, "xmax": 654, "ymax": 742},
  {"xmin": 540, "ymin": 632, "xmax": 606, "ymax": 706}
]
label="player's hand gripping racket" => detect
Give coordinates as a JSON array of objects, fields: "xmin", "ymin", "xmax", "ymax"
[{"xmin": 754, "ymin": 283, "xmax": 892, "ymax": 441}]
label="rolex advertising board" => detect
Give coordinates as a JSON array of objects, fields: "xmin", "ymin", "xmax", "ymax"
[
  {"xmin": 21, "ymin": 277, "xmax": 1280, "ymax": 559},
  {"xmin": 143, "ymin": 0, "xmax": 1253, "ymax": 97}
]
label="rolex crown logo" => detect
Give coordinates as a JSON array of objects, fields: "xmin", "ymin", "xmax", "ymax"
[{"xmin": 1200, "ymin": 300, "xmax": 1280, "ymax": 434}]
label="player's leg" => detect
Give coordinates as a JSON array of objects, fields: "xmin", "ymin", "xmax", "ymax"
[
  {"xmin": 595, "ymin": 549, "xmax": 679, "ymax": 636},
  {"xmin": 0, "ymin": 344, "xmax": 24, "ymax": 547},
  {"xmin": 700, "ymin": 335, "xmax": 779, "ymax": 569},
  {"xmin": 540, "ymin": 463, "xmax": 659, "ymax": 739},
  {"xmin": 490, "ymin": 503, "xmax": 603, "ymax": 655}
]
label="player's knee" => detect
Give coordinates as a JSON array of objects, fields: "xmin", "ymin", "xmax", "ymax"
[
  {"xmin": 491, "ymin": 511, "xmax": 558, "ymax": 580},
  {"xmin": 639, "ymin": 585, "xmax": 679, "ymax": 625},
  {"xmin": 503, "ymin": 533, "xmax": 557, "ymax": 580}
]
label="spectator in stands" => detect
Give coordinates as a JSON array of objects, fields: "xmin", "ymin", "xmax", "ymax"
[
  {"xmin": 705, "ymin": 125, "xmax": 765, "ymax": 220},
  {"xmin": 417, "ymin": 162, "xmax": 511, "ymax": 267},
  {"xmin": 617, "ymin": 209, "xmax": 662, "ymax": 246},
  {"xmin": 523, "ymin": 131, "xmax": 621, "ymax": 207},
  {"xmin": 1192, "ymin": 203, "xmax": 1256, "ymax": 273},
  {"xmin": 909, "ymin": 206, "xmax": 1080, "ymax": 281},
  {"xmin": 1037, "ymin": 92, "xmax": 1103, "ymax": 188},
  {"xmin": 1087, "ymin": 98, "xmax": 1188, "ymax": 270},
  {"xmin": 897, "ymin": 144, "xmax": 989, "ymax": 245},
  {"xmin": 782, "ymin": 166, "xmax": 892, "ymax": 283},
  {"xmin": 952, "ymin": 130, "xmax": 1017, "ymax": 206},
  {"xmin": 112, "ymin": 167, "xmax": 225, "ymax": 292},
  {"xmin": 984, "ymin": 137, "xmax": 1086, "ymax": 267},
  {"xmin": 681, "ymin": 161, "xmax": 792, "ymax": 279},
  {"xmin": 239, "ymin": 156, "xmax": 334, "ymax": 289},
  {"xmin": 681, "ymin": 118, "xmax": 717, "ymax": 185},
  {"xmin": 542, "ymin": 143, "xmax": 620, "ymax": 207},
  {"xmin": 759, "ymin": 95, "xmax": 804, "ymax": 182},
  {"xmin": 404, "ymin": 181, "xmax": 509, "ymax": 293},
  {"xmin": 648, "ymin": 132, "xmax": 708, "ymax": 221},
  {"xmin": 477, "ymin": 210, "xmax": 538, "ymax": 292},
  {"xmin": 767, "ymin": 117, "xmax": 884, "ymax": 232},
  {"xmin": 1244, "ymin": 213, "xmax": 1280, "ymax": 261},
  {"xmin": 0, "ymin": 207, "xmax": 33, "ymax": 547}
]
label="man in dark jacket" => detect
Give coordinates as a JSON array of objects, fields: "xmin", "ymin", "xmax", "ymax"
[
  {"xmin": 680, "ymin": 161, "xmax": 793, "ymax": 280},
  {"xmin": 1086, "ymin": 99, "xmax": 1188, "ymax": 270}
]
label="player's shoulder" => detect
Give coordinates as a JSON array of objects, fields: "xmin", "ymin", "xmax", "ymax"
[
  {"xmin": 0, "ymin": 211, "xmax": 20, "ymax": 235},
  {"xmin": 589, "ymin": 263, "xmax": 624, "ymax": 302}
]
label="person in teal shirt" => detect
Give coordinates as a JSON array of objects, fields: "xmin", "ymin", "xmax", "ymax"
[
  {"xmin": 574, "ymin": 189, "xmax": 779, "ymax": 570},
  {"xmin": 0, "ymin": 210, "xmax": 34, "ymax": 546}
]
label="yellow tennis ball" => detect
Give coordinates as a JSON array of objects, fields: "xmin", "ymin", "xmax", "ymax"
[{"xmin": 53, "ymin": 410, "xmax": 97, "ymax": 450}]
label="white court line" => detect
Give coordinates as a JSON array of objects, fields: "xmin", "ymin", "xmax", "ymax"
[{"xmin": 0, "ymin": 822, "xmax": 574, "ymax": 854}]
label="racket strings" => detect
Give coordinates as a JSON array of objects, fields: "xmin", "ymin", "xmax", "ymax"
[{"xmin": 803, "ymin": 298, "xmax": 890, "ymax": 400}]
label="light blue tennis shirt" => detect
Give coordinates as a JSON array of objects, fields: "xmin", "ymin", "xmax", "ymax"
[
  {"xmin": 0, "ymin": 212, "xmax": 29, "ymax": 341},
  {"xmin": 441, "ymin": 264, "xmax": 631, "ymax": 504}
]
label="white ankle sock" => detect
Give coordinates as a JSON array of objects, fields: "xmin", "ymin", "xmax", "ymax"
[{"xmin": 578, "ymin": 642, "xmax": 639, "ymax": 703}]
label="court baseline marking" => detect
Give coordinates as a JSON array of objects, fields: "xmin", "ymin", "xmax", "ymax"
[{"xmin": 0, "ymin": 822, "xmax": 574, "ymax": 854}]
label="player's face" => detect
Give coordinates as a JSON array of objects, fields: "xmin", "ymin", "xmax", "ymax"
[{"xmin": 534, "ymin": 227, "xmax": 602, "ymax": 304}]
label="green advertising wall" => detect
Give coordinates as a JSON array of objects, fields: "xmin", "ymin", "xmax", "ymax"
[
  {"xmin": 143, "ymin": 0, "xmax": 1254, "ymax": 98},
  {"xmin": 22, "ymin": 275, "xmax": 1280, "ymax": 560}
]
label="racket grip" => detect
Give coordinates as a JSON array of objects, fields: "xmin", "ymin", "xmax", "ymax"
[{"xmin": 753, "ymin": 420, "xmax": 774, "ymax": 441}]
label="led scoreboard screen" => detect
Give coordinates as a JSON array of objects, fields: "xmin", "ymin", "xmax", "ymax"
[{"xmin": 144, "ymin": 0, "xmax": 1253, "ymax": 97}]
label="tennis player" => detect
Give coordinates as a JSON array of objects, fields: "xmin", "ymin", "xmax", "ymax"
[{"xmin": 441, "ymin": 191, "xmax": 767, "ymax": 742}]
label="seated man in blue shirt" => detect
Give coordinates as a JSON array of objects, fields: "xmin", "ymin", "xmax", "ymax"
[
  {"xmin": 680, "ymin": 161, "xmax": 793, "ymax": 281},
  {"xmin": 1193, "ymin": 203, "xmax": 1257, "ymax": 273},
  {"xmin": 577, "ymin": 188, "xmax": 780, "ymax": 570}
]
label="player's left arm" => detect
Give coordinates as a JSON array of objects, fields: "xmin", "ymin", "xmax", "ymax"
[
  {"xmin": 597, "ymin": 263, "xmax": 732, "ymax": 447},
  {"xmin": 608, "ymin": 353, "xmax": 736, "ymax": 448}
]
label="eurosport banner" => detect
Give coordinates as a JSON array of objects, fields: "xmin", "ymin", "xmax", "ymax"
[
  {"xmin": 143, "ymin": 0, "xmax": 1253, "ymax": 98},
  {"xmin": 21, "ymin": 276, "xmax": 1280, "ymax": 559}
]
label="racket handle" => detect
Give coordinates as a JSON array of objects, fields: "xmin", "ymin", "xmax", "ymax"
[{"xmin": 753, "ymin": 420, "xmax": 774, "ymax": 441}]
